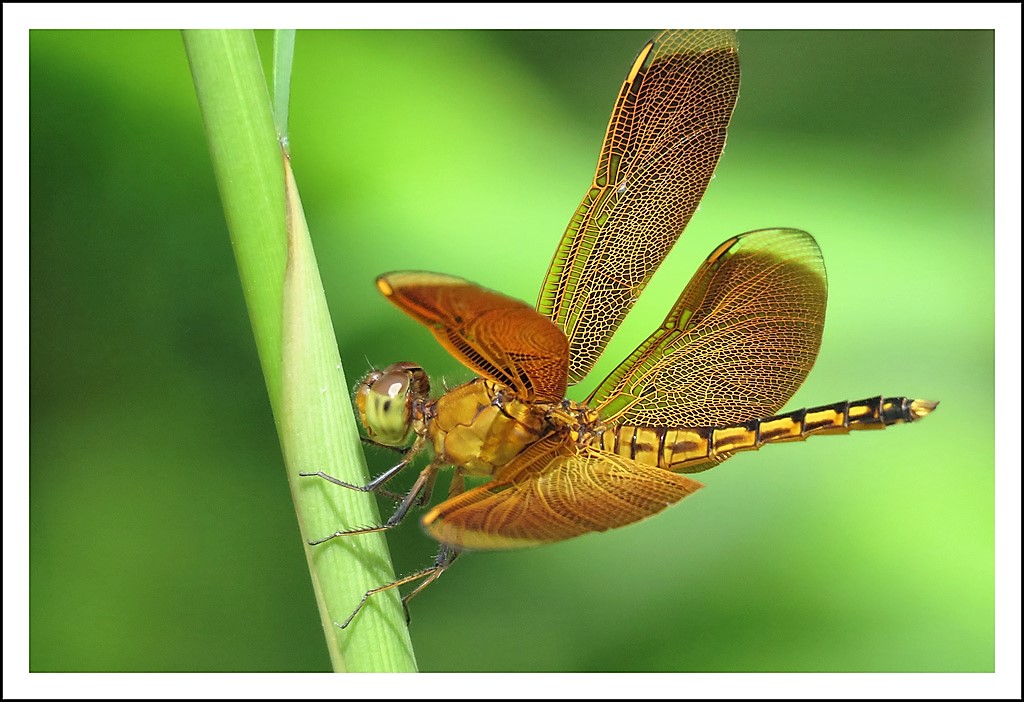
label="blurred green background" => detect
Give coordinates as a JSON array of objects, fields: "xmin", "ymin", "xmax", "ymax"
[{"xmin": 29, "ymin": 29, "xmax": 993, "ymax": 672}]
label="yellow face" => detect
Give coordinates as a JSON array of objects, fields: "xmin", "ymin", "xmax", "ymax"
[{"xmin": 355, "ymin": 363, "xmax": 426, "ymax": 446}]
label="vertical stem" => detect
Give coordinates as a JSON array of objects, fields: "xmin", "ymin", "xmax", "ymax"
[{"xmin": 183, "ymin": 29, "xmax": 417, "ymax": 672}]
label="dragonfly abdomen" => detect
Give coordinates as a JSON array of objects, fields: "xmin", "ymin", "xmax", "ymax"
[{"xmin": 601, "ymin": 396, "xmax": 937, "ymax": 474}]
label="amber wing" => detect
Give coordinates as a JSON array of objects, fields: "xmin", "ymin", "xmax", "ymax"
[
  {"xmin": 537, "ymin": 29, "xmax": 740, "ymax": 385},
  {"xmin": 376, "ymin": 272, "xmax": 569, "ymax": 403},
  {"xmin": 421, "ymin": 435, "xmax": 703, "ymax": 550},
  {"xmin": 588, "ymin": 228, "xmax": 827, "ymax": 427}
]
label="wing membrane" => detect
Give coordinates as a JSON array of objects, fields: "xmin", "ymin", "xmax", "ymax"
[
  {"xmin": 421, "ymin": 435, "xmax": 703, "ymax": 550},
  {"xmin": 537, "ymin": 29, "xmax": 740, "ymax": 385},
  {"xmin": 588, "ymin": 228, "xmax": 827, "ymax": 426},
  {"xmin": 377, "ymin": 272, "xmax": 569, "ymax": 402}
]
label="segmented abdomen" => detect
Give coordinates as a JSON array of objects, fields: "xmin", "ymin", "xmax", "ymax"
[{"xmin": 599, "ymin": 396, "xmax": 937, "ymax": 474}]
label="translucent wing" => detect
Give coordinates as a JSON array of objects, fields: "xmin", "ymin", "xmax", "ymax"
[
  {"xmin": 537, "ymin": 29, "xmax": 740, "ymax": 385},
  {"xmin": 377, "ymin": 272, "xmax": 569, "ymax": 403},
  {"xmin": 421, "ymin": 435, "xmax": 703, "ymax": 550},
  {"xmin": 587, "ymin": 228, "xmax": 827, "ymax": 427}
]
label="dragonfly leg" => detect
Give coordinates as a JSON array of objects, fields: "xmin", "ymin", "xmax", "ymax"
[
  {"xmin": 446, "ymin": 467, "xmax": 465, "ymax": 499},
  {"xmin": 306, "ymin": 460, "xmax": 440, "ymax": 546},
  {"xmin": 354, "ymin": 438, "xmax": 415, "ymax": 497},
  {"xmin": 398, "ymin": 544, "xmax": 459, "ymax": 623},
  {"xmin": 413, "ymin": 463, "xmax": 442, "ymax": 507},
  {"xmin": 299, "ymin": 437, "xmax": 425, "ymax": 493},
  {"xmin": 337, "ymin": 544, "xmax": 459, "ymax": 629}
]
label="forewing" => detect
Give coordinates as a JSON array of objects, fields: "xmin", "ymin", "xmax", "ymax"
[
  {"xmin": 377, "ymin": 272, "xmax": 568, "ymax": 402},
  {"xmin": 588, "ymin": 228, "xmax": 827, "ymax": 426},
  {"xmin": 421, "ymin": 435, "xmax": 703, "ymax": 550},
  {"xmin": 537, "ymin": 30, "xmax": 740, "ymax": 385}
]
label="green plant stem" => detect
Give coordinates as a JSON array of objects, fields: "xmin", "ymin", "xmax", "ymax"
[
  {"xmin": 183, "ymin": 29, "xmax": 416, "ymax": 672},
  {"xmin": 272, "ymin": 29, "xmax": 295, "ymax": 143}
]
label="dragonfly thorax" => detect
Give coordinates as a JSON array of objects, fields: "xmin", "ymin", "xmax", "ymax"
[
  {"xmin": 355, "ymin": 362, "xmax": 429, "ymax": 446},
  {"xmin": 546, "ymin": 400, "xmax": 605, "ymax": 447}
]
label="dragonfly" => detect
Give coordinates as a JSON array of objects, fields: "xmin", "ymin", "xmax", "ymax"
[{"xmin": 303, "ymin": 29, "xmax": 937, "ymax": 628}]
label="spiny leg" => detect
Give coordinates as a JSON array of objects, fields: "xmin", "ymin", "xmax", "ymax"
[
  {"xmin": 300, "ymin": 436, "xmax": 425, "ymax": 496},
  {"xmin": 397, "ymin": 545, "xmax": 459, "ymax": 623},
  {"xmin": 301, "ymin": 471, "xmax": 407, "ymax": 502},
  {"xmin": 447, "ymin": 467, "xmax": 465, "ymax": 500},
  {"xmin": 353, "ymin": 439, "xmax": 415, "ymax": 498},
  {"xmin": 306, "ymin": 461, "xmax": 441, "ymax": 546},
  {"xmin": 337, "ymin": 544, "xmax": 460, "ymax": 629},
  {"xmin": 414, "ymin": 463, "xmax": 440, "ymax": 508},
  {"xmin": 389, "ymin": 474, "xmax": 465, "ymax": 623}
]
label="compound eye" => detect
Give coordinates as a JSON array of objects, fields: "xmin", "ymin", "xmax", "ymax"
[
  {"xmin": 370, "ymin": 369, "xmax": 410, "ymax": 402},
  {"xmin": 360, "ymin": 369, "xmax": 414, "ymax": 446}
]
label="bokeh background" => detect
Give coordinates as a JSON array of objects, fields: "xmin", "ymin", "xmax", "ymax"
[{"xmin": 29, "ymin": 29, "xmax": 994, "ymax": 672}]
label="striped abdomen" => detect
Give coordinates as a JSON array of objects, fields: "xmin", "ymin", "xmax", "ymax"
[{"xmin": 598, "ymin": 396, "xmax": 938, "ymax": 474}]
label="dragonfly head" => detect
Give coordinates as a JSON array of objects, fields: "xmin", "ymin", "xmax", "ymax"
[{"xmin": 355, "ymin": 362, "xmax": 430, "ymax": 446}]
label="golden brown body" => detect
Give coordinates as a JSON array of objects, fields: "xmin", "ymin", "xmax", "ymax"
[
  {"xmin": 600, "ymin": 396, "xmax": 936, "ymax": 473},
  {"xmin": 429, "ymin": 383, "xmax": 936, "ymax": 481},
  {"xmin": 427, "ymin": 379, "xmax": 551, "ymax": 476}
]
